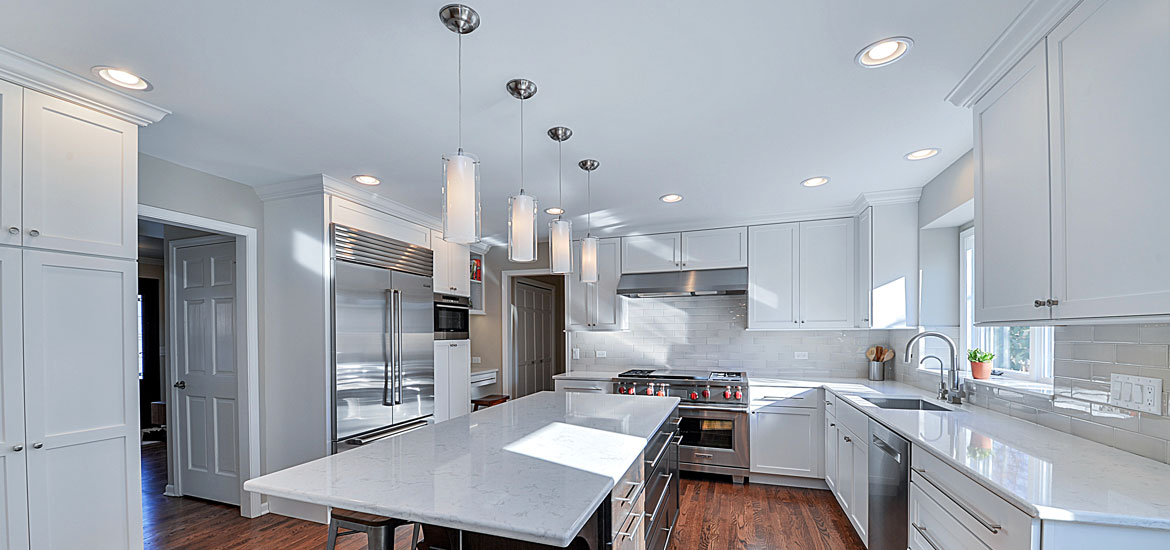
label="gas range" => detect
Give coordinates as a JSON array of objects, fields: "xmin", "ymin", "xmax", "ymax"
[{"xmin": 613, "ymin": 369, "xmax": 747, "ymax": 408}]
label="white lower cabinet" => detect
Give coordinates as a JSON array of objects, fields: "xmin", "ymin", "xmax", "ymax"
[
  {"xmin": 910, "ymin": 482, "xmax": 991, "ymax": 550},
  {"xmin": 434, "ymin": 340, "xmax": 471, "ymax": 422},
  {"xmin": 824, "ymin": 413, "xmax": 837, "ymax": 493},
  {"xmin": 822, "ymin": 399, "xmax": 867, "ymax": 546},
  {"xmin": 553, "ymin": 378, "xmax": 613, "ymax": 394},
  {"xmin": 0, "ymin": 247, "xmax": 27, "ymax": 550},
  {"xmin": 749, "ymin": 390, "xmax": 823, "ymax": 478}
]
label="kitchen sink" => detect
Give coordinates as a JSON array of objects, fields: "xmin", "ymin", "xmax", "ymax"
[{"xmin": 859, "ymin": 396, "xmax": 953, "ymax": 411}]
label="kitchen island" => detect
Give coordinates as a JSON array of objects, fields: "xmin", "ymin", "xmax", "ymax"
[{"xmin": 244, "ymin": 391, "xmax": 680, "ymax": 549}]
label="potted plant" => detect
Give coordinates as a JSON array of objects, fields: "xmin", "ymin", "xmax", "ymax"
[{"xmin": 967, "ymin": 348, "xmax": 995, "ymax": 380}]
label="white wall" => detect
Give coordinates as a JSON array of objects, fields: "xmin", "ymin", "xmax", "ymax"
[
  {"xmin": 139, "ymin": 154, "xmax": 263, "ymax": 229},
  {"xmin": 918, "ymin": 150, "xmax": 974, "ymax": 228},
  {"xmin": 919, "ymin": 227, "xmax": 959, "ymax": 327}
]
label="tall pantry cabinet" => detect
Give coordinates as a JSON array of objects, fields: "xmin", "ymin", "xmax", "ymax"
[{"xmin": 0, "ymin": 77, "xmax": 146, "ymax": 550}]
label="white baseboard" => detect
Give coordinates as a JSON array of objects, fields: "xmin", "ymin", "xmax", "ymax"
[{"xmin": 748, "ymin": 472, "xmax": 829, "ymax": 490}]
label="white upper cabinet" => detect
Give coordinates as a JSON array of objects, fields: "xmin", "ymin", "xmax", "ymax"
[
  {"xmin": 1047, "ymin": 0, "xmax": 1170, "ymax": 320},
  {"xmin": 748, "ymin": 223, "xmax": 798, "ymax": 329},
  {"xmin": 857, "ymin": 203, "xmax": 919, "ymax": 329},
  {"xmin": 621, "ymin": 233, "xmax": 681, "ymax": 273},
  {"xmin": 681, "ymin": 227, "xmax": 747, "ymax": 270},
  {"xmin": 21, "ymin": 90, "xmax": 137, "ymax": 259},
  {"xmin": 798, "ymin": 218, "xmax": 855, "ymax": 328},
  {"xmin": 0, "ymin": 81, "xmax": 20, "ymax": 249},
  {"xmin": 974, "ymin": 40, "xmax": 1052, "ymax": 324},
  {"xmin": 430, "ymin": 230, "xmax": 470, "ymax": 297},
  {"xmin": 856, "ymin": 208, "xmax": 872, "ymax": 327},
  {"xmin": 331, "ymin": 196, "xmax": 430, "ymax": 249},
  {"xmin": 569, "ymin": 238, "xmax": 626, "ymax": 331}
]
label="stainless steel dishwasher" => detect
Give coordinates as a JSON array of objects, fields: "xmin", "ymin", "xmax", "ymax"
[{"xmin": 869, "ymin": 420, "xmax": 909, "ymax": 550}]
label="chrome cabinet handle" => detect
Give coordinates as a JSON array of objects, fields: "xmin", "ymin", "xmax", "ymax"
[
  {"xmin": 11, "ymin": 444, "xmax": 22, "ymax": 452},
  {"xmin": 843, "ymin": 435, "xmax": 852, "ymax": 443},
  {"xmin": 32, "ymin": 442, "xmax": 43, "ymax": 449},
  {"xmin": 694, "ymin": 452, "xmax": 714, "ymax": 458},
  {"xmin": 1034, "ymin": 299, "xmax": 1046, "ymax": 308},
  {"xmin": 1047, "ymin": 298, "xmax": 1059, "ymax": 306},
  {"xmin": 27, "ymin": 229, "xmax": 39, "ymax": 237},
  {"xmin": 6, "ymin": 227, "xmax": 17, "ymax": 235},
  {"xmin": 173, "ymin": 380, "xmax": 186, "ymax": 389},
  {"xmin": 912, "ymin": 467, "xmax": 1002, "ymax": 534},
  {"xmin": 612, "ymin": 480, "xmax": 644, "ymax": 503},
  {"xmin": 616, "ymin": 512, "xmax": 645, "ymax": 540},
  {"xmin": 912, "ymin": 523, "xmax": 943, "ymax": 550}
]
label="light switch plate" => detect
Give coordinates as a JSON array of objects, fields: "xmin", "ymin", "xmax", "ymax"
[
  {"xmin": 1110, "ymin": 373, "xmax": 1163, "ymax": 415},
  {"xmin": 471, "ymin": 356, "xmax": 481, "ymax": 364},
  {"xmin": 572, "ymin": 348, "xmax": 580, "ymax": 360},
  {"xmin": 794, "ymin": 352, "xmax": 809, "ymax": 360},
  {"xmin": 595, "ymin": 350, "xmax": 607, "ymax": 358}
]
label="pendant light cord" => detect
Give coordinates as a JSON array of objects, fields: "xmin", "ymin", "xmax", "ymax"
[
  {"xmin": 519, "ymin": 98, "xmax": 525, "ymax": 194},
  {"xmin": 557, "ymin": 141, "xmax": 563, "ymax": 219},
  {"xmin": 457, "ymin": 32, "xmax": 463, "ymax": 153},
  {"xmin": 586, "ymin": 171, "xmax": 592, "ymax": 236}
]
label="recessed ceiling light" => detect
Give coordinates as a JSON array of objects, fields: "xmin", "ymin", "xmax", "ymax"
[
  {"xmin": 801, "ymin": 176, "xmax": 830, "ymax": 188},
  {"xmin": 905, "ymin": 148, "xmax": 941, "ymax": 161},
  {"xmin": 91, "ymin": 66, "xmax": 153, "ymax": 91},
  {"xmin": 352, "ymin": 175, "xmax": 381, "ymax": 186},
  {"xmin": 544, "ymin": 207, "xmax": 565, "ymax": 215},
  {"xmin": 659, "ymin": 194, "xmax": 683, "ymax": 203},
  {"xmin": 856, "ymin": 37, "xmax": 913, "ymax": 68}
]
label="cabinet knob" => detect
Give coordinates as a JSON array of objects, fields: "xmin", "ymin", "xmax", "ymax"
[
  {"xmin": 1046, "ymin": 298, "xmax": 1060, "ymax": 307},
  {"xmin": 800, "ymin": 320, "xmax": 805, "ymax": 324},
  {"xmin": 6, "ymin": 227, "xmax": 17, "ymax": 235},
  {"xmin": 843, "ymin": 436, "xmax": 851, "ymax": 443},
  {"xmin": 27, "ymin": 229, "xmax": 39, "ymax": 237},
  {"xmin": 1034, "ymin": 300, "xmax": 1046, "ymax": 308},
  {"xmin": 11, "ymin": 444, "xmax": 22, "ymax": 452},
  {"xmin": 32, "ymin": 442, "xmax": 43, "ymax": 449}
]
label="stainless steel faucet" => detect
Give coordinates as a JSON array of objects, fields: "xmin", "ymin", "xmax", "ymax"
[{"xmin": 904, "ymin": 332, "xmax": 965, "ymax": 404}]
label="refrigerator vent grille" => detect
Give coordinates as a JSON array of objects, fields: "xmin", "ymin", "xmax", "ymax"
[{"xmin": 332, "ymin": 224, "xmax": 434, "ymax": 277}]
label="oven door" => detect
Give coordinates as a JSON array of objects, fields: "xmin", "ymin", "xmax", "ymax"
[
  {"xmin": 434, "ymin": 301, "xmax": 469, "ymax": 340},
  {"xmin": 676, "ymin": 405, "xmax": 749, "ymax": 469}
]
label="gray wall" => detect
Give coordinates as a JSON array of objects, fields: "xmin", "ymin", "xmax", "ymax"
[
  {"xmin": 919, "ymin": 227, "xmax": 959, "ymax": 327},
  {"xmin": 139, "ymin": 153, "xmax": 263, "ymax": 229},
  {"xmin": 918, "ymin": 150, "xmax": 974, "ymax": 228}
]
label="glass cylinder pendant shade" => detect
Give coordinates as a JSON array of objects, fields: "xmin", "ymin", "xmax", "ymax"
[
  {"xmin": 442, "ymin": 152, "xmax": 480, "ymax": 244},
  {"xmin": 580, "ymin": 236, "xmax": 599, "ymax": 283},
  {"xmin": 549, "ymin": 219, "xmax": 573, "ymax": 274},
  {"xmin": 508, "ymin": 193, "xmax": 538, "ymax": 262}
]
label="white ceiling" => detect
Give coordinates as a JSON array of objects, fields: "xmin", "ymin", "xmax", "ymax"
[{"xmin": 0, "ymin": 1, "xmax": 1025, "ymax": 243}]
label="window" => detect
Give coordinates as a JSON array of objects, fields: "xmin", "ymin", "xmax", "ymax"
[{"xmin": 958, "ymin": 228, "xmax": 1053, "ymax": 381}]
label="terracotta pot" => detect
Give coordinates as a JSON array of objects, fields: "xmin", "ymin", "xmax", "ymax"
[
  {"xmin": 971, "ymin": 432, "xmax": 992, "ymax": 450},
  {"xmin": 970, "ymin": 361, "xmax": 992, "ymax": 380}
]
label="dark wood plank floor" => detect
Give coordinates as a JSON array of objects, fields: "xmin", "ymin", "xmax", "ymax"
[{"xmin": 143, "ymin": 443, "xmax": 862, "ymax": 550}]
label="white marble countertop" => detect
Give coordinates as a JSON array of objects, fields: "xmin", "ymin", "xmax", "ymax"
[
  {"xmin": 552, "ymin": 370, "xmax": 621, "ymax": 381},
  {"xmin": 750, "ymin": 376, "xmax": 1170, "ymax": 531},
  {"xmin": 243, "ymin": 391, "xmax": 680, "ymax": 547}
]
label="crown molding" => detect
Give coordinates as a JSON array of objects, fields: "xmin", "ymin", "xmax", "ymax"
[
  {"xmin": 850, "ymin": 187, "xmax": 923, "ymax": 213},
  {"xmin": 945, "ymin": 0, "xmax": 1080, "ymax": 108},
  {"xmin": 0, "ymin": 46, "xmax": 170, "ymax": 126}
]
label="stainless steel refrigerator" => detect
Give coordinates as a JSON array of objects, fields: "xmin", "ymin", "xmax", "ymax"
[{"xmin": 331, "ymin": 224, "xmax": 435, "ymax": 452}]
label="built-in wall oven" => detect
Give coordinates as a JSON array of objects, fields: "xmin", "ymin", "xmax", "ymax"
[{"xmin": 434, "ymin": 294, "xmax": 470, "ymax": 340}]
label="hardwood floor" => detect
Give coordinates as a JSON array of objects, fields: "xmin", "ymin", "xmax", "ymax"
[{"xmin": 143, "ymin": 444, "xmax": 862, "ymax": 549}]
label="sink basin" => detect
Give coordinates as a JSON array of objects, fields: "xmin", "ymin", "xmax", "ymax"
[{"xmin": 859, "ymin": 396, "xmax": 952, "ymax": 411}]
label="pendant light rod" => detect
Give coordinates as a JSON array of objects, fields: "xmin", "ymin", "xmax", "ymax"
[
  {"xmin": 548, "ymin": 127, "xmax": 572, "ymax": 218},
  {"xmin": 506, "ymin": 79, "xmax": 537, "ymax": 193},
  {"xmin": 579, "ymin": 159, "xmax": 599, "ymax": 236},
  {"xmin": 440, "ymin": 4, "xmax": 480, "ymax": 151}
]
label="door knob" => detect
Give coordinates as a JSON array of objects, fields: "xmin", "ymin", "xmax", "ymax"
[
  {"xmin": 31, "ymin": 442, "xmax": 43, "ymax": 449},
  {"xmin": 27, "ymin": 229, "xmax": 39, "ymax": 237},
  {"xmin": 174, "ymin": 380, "xmax": 187, "ymax": 389},
  {"xmin": 11, "ymin": 444, "xmax": 22, "ymax": 452},
  {"xmin": 6, "ymin": 227, "xmax": 17, "ymax": 235}
]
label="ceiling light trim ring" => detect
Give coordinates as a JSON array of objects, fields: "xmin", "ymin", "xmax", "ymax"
[
  {"xmin": 91, "ymin": 66, "xmax": 153, "ymax": 91},
  {"xmin": 855, "ymin": 36, "xmax": 914, "ymax": 68}
]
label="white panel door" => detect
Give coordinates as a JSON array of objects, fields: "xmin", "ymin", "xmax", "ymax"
[
  {"xmin": 173, "ymin": 241, "xmax": 240, "ymax": 505},
  {"xmin": 798, "ymin": 218, "xmax": 855, "ymax": 328},
  {"xmin": 973, "ymin": 41, "xmax": 1052, "ymax": 323},
  {"xmin": 433, "ymin": 342, "xmax": 451, "ymax": 422},
  {"xmin": 856, "ymin": 208, "xmax": 872, "ymax": 328},
  {"xmin": 22, "ymin": 250, "xmax": 141, "ymax": 550},
  {"xmin": 0, "ymin": 81, "xmax": 21, "ymax": 248},
  {"xmin": 1048, "ymin": 0, "xmax": 1170, "ymax": 319},
  {"xmin": 621, "ymin": 233, "xmax": 681, "ymax": 273},
  {"xmin": 448, "ymin": 341, "xmax": 471, "ymax": 417},
  {"xmin": 448, "ymin": 242, "xmax": 470, "ymax": 297},
  {"xmin": 747, "ymin": 223, "xmax": 798, "ymax": 329},
  {"xmin": 21, "ymin": 90, "xmax": 136, "ymax": 259},
  {"xmin": 750, "ymin": 405, "xmax": 823, "ymax": 478},
  {"xmin": 681, "ymin": 227, "xmax": 747, "ymax": 270},
  {"xmin": 0, "ymin": 248, "xmax": 26, "ymax": 550},
  {"xmin": 591, "ymin": 238, "xmax": 625, "ymax": 330}
]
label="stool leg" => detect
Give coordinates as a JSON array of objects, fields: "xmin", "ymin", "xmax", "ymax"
[
  {"xmin": 411, "ymin": 523, "xmax": 420, "ymax": 549},
  {"xmin": 367, "ymin": 525, "xmax": 390, "ymax": 550},
  {"xmin": 325, "ymin": 521, "xmax": 338, "ymax": 550}
]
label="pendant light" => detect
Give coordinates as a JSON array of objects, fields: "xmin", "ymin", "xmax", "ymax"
[
  {"xmin": 506, "ymin": 79, "xmax": 539, "ymax": 262},
  {"xmin": 439, "ymin": 4, "xmax": 481, "ymax": 244},
  {"xmin": 578, "ymin": 159, "xmax": 600, "ymax": 283},
  {"xmin": 547, "ymin": 126, "xmax": 573, "ymax": 274}
]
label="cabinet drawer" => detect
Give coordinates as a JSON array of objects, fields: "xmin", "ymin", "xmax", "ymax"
[
  {"xmin": 910, "ymin": 482, "xmax": 991, "ymax": 550},
  {"xmin": 911, "ymin": 449, "xmax": 1035, "ymax": 549},
  {"xmin": 611, "ymin": 454, "xmax": 646, "ymax": 539},
  {"xmin": 750, "ymin": 386, "xmax": 821, "ymax": 409},
  {"xmin": 553, "ymin": 379, "xmax": 612, "ymax": 393},
  {"xmin": 834, "ymin": 397, "xmax": 869, "ymax": 440}
]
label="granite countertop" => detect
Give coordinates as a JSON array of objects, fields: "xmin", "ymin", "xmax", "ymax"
[
  {"xmin": 750, "ymin": 377, "xmax": 1170, "ymax": 531},
  {"xmin": 243, "ymin": 392, "xmax": 680, "ymax": 547}
]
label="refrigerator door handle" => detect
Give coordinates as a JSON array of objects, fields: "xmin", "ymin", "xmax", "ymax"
[
  {"xmin": 382, "ymin": 289, "xmax": 395, "ymax": 407},
  {"xmin": 394, "ymin": 288, "xmax": 404, "ymax": 404}
]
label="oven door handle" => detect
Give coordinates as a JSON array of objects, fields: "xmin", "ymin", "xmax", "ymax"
[
  {"xmin": 434, "ymin": 303, "xmax": 470, "ymax": 311},
  {"xmin": 678, "ymin": 404, "xmax": 748, "ymax": 413}
]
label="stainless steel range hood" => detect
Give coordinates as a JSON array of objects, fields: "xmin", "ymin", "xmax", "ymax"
[{"xmin": 617, "ymin": 268, "xmax": 748, "ymax": 298}]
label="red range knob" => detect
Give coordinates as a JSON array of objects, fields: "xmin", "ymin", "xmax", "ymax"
[
  {"xmin": 657, "ymin": 390, "xmax": 666, "ymax": 397},
  {"xmin": 618, "ymin": 387, "xmax": 627, "ymax": 394},
  {"xmin": 646, "ymin": 387, "xmax": 655, "ymax": 396},
  {"xmin": 702, "ymin": 389, "xmax": 710, "ymax": 398},
  {"xmin": 735, "ymin": 390, "xmax": 743, "ymax": 400},
  {"xmin": 690, "ymin": 391, "xmax": 698, "ymax": 400},
  {"xmin": 724, "ymin": 389, "xmax": 732, "ymax": 399}
]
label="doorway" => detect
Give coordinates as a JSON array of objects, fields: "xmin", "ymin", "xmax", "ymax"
[{"xmin": 510, "ymin": 275, "xmax": 565, "ymax": 398}]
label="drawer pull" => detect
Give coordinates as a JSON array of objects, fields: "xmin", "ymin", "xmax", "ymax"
[
  {"xmin": 616, "ymin": 511, "xmax": 645, "ymax": 540},
  {"xmin": 646, "ymin": 436, "xmax": 673, "ymax": 467},
  {"xmin": 613, "ymin": 480, "xmax": 644, "ymax": 503},
  {"xmin": 912, "ymin": 523, "xmax": 943, "ymax": 550},
  {"xmin": 912, "ymin": 467, "xmax": 1003, "ymax": 534},
  {"xmin": 646, "ymin": 473, "xmax": 673, "ymax": 526},
  {"xmin": 693, "ymin": 452, "xmax": 714, "ymax": 459}
]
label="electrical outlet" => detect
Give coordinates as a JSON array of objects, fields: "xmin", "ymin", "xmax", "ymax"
[
  {"xmin": 1110, "ymin": 373, "xmax": 1163, "ymax": 414},
  {"xmin": 572, "ymin": 348, "xmax": 580, "ymax": 360},
  {"xmin": 595, "ymin": 350, "xmax": 607, "ymax": 358},
  {"xmin": 794, "ymin": 352, "xmax": 809, "ymax": 360},
  {"xmin": 471, "ymin": 356, "xmax": 481, "ymax": 364}
]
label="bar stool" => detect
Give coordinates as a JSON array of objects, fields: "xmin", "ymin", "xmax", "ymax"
[
  {"xmin": 471, "ymin": 394, "xmax": 509, "ymax": 411},
  {"xmin": 326, "ymin": 508, "xmax": 420, "ymax": 550}
]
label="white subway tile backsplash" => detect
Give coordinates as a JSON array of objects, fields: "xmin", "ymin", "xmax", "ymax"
[
  {"xmin": 1093, "ymin": 325, "xmax": 1141, "ymax": 343},
  {"xmin": 1115, "ymin": 343, "xmax": 1169, "ymax": 367}
]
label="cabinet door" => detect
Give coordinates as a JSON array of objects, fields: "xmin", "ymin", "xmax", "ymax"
[
  {"xmin": 824, "ymin": 414, "xmax": 837, "ymax": 492},
  {"xmin": 433, "ymin": 342, "xmax": 450, "ymax": 422},
  {"xmin": 1048, "ymin": 0, "xmax": 1170, "ymax": 319},
  {"xmin": 747, "ymin": 223, "xmax": 798, "ymax": 329},
  {"xmin": 681, "ymin": 227, "xmax": 747, "ymax": 270},
  {"xmin": 431, "ymin": 231, "xmax": 451, "ymax": 294},
  {"xmin": 567, "ymin": 241, "xmax": 592, "ymax": 330},
  {"xmin": 448, "ymin": 242, "xmax": 471, "ymax": 297},
  {"xmin": 22, "ymin": 250, "xmax": 142, "ymax": 550},
  {"xmin": 332, "ymin": 197, "xmax": 430, "ymax": 248},
  {"xmin": 851, "ymin": 438, "xmax": 869, "ymax": 544},
  {"xmin": 22, "ymin": 91, "xmax": 137, "ymax": 259},
  {"xmin": 621, "ymin": 233, "xmax": 681, "ymax": 274},
  {"xmin": 0, "ymin": 248, "xmax": 26, "ymax": 550},
  {"xmin": 449, "ymin": 341, "xmax": 471, "ymax": 418},
  {"xmin": 798, "ymin": 219, "xmax": 855, "ymax": 328},
  {"xmin": 750, "ymin": 405, "xmax": 823, "ymax": 478},
  {"xmin": 591, "ymin": 238, "xmax": 626, "ymax": 330},
  {"xmin": 856, "ymin": 208, "xmax": 872, "ymax": 328},
  {"xmin": 973, "ymin": 41, "xmax": 1052, "ymax": 323},
  {"xmin": 836, "ymin": 429, "xmax": 854, "ymax": 518},
  {"xmin": 0, "ymin": 81, "xmax": 20, "ymax": 248}
]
